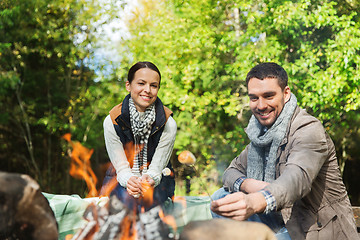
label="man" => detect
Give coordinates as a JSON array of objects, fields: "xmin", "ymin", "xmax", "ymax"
[{"xmin": 210, "ymin": 62, "xmax": 359, "ymax": 239}]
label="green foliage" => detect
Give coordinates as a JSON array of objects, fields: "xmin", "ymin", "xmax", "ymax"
[
  {"xmin": 118, "ymin": 0, "xmax": 250, "ymax": 175},
  {"xmin": 1, "ymin": 0, "xmax": 359, "ymax": 202},
  {"xmin": 0, "ymin": 0, "xmax": 122, "ymax": 194},
  {"xmin": 246, "ymin": 0, "xmax": 360, "ymax": 173},
  {"xmin": 111, "ymin": 0, "xmax": 360, "ymax": 197}
]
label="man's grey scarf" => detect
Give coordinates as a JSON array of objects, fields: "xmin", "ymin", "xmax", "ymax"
[
  {"xmin": 129, "ymin": 97, "xmax": 156, "ymax": 177},
  {"xmin": 246, "ymin": 93, "xmax": 297, "ymax": 182}
]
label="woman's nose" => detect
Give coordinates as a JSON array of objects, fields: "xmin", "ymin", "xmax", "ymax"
[{"xmin": 144, "ymin": 84, "xmax": 150, "ymax": 92}]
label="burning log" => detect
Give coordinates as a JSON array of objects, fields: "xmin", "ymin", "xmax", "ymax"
[
  {"xmin": 69, "ymin": 195, "xmax": 172, "ymax": 240},
  {"xmin": 0, "ymin": 171, "xmax": 58, "ymax": 240},
  {"xmin": 179, "ymin": 218, "xmax": 277, "ymax": 240}
]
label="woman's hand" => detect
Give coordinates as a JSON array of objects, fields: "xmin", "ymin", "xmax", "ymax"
[
  {"xmin": 139, "ymin": 174, "xmax": 155, "ymax": 196},
  {"xmin": 126, "ymin": 176, "xmax": 141, "ymax": 197},
  {"xmin": 141, "ymin": 174, "xmax": 155, "ymax": 187}
]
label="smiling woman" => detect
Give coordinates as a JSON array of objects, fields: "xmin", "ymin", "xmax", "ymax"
[
  {"xmin": 125, "ymin": 64, "xmax": 161, "ymax": 112},
  {"xmin": 100, "ymin": 61, "xmax": 177, "ymax": 211}
]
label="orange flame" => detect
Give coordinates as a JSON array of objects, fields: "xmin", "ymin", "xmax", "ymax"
[
  {"xmin": 99, "ymin": 141, "xmax": 149, "ymax": 198},
  {"xmin": 99, "ymin": 176, "xmax": 118, "ymax": 197},
  {"xmin": 159, "ymin": 208, "xmax": 177, "ymax": 234},
  {"xmin": 123, "ymin": 142, "xmax": 146, "ymax": 169},
  {"xmin": 65, "ymin": 234, "xmax": 73, "ymax": 240},
  {"xmin": 62, "ymin": 133, "xmax": 98, "ymax": 197},
  {"xmin": 140, "ymin": 180, "xmax": 154, "ymax": 208},
  {"xmin": 120, "ymin": 215, "xmax": 137, "ymax": 240}
]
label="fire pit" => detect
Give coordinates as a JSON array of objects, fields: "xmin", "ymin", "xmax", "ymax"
[{"xmin": 69, "ymin": 195, "xmax": 174, "ymax": 240}]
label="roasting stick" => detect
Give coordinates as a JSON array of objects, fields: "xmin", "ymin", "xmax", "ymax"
[{"xmin": 177, "ymin": 151, "xmax": 213, "ymax": 202}]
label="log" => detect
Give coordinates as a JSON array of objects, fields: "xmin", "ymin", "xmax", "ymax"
[
  {"xmin": 0, "ymin": 172, "xmax": 58, "ymax": 240},
  {"xmin": 353, "ymin": 206, "xmax": 360, "ymax": 232},
  {"xmin": 179, "ymin": 218, "xmax": 276, "ymax": 240}
]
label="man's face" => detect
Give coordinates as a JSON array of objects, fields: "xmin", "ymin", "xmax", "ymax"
[{"xmin": 248, "ymin": 77, "xmax": 291, "ymax": 128}]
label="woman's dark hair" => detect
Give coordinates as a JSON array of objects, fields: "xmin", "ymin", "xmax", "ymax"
[
  {"xmin": 245, "ymin": 62, "xmax": 288, "ymax": 90},
  {"xmin": 127, "ymin": 61, "xmax": 161, "ymax": 84}
]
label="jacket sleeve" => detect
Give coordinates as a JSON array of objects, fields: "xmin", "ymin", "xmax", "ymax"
[
  {"xmin": 103, "ymin": 115, "xmax": 134, "ymax": 187},
  {"xmin": 222, "ymin": 146, "xmax": 249, "ymax": 192},
  {"xmin": 146, "ymin": 116, "xmax": 177, "ymax": 186},
  {"xmin": 264, "ymin": 117, "xmax": 329, "ymax": 210}
]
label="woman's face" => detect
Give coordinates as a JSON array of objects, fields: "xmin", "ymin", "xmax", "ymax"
[{"xmin": 126, "ymin": 68, "xmax": 160, "ymax": 112}]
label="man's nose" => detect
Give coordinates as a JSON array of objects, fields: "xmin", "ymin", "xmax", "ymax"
[{"xmin": 257, "ymin": 98, "xmax": 267, "ymax": 110}]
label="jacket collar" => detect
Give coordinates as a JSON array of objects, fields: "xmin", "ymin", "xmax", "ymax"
[{"xmin": 280, "ymin": 105, "xmax": 300, "ymax": 146}]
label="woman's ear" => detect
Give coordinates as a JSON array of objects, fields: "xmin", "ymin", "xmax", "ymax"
[{"xmin": 125, "ymin": 81, "xmax": 131, "ymax": 92}]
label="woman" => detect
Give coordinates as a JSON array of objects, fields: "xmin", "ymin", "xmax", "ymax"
[{"xmin": 100, "ymin": 61, "xmax": 177, "ymax": 210}]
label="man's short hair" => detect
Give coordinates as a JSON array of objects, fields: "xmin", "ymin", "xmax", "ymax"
[{"xmin": 245, "ymin": 62, "xmax": 288, "ymax": 90}]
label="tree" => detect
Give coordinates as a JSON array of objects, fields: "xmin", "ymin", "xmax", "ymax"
[
  {"xmin": 112, "ymin": 0, "xmax": 360, "ymax": 200},
  {"xmin": 0, "ymin": 0, "xmax": 120, "ymax": 194}
]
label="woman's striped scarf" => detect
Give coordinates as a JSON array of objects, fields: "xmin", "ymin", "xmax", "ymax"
[{"xmin": 129, "ymin": 97, "xmax": 156, "ymax": 176}]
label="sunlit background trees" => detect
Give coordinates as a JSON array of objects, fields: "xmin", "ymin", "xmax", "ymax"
[{"xmin": 1, "ymin": 0, "xmax": 360, "ymax": 203}]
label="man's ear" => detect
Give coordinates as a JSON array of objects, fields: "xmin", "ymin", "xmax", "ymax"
[
  {"xmin": 125, "ymin": 81, "xmax": 131, "ymax": 92},
  {"xmin": 284, "ymin": 86, "xmax": 291, "ymax": 103}
]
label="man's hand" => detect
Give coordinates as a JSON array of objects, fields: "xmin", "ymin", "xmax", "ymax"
[
  {"xmin": 241, "ymin": 179, "xmax": 270, "ymax": 193},
  {"xmin": 210, "ymin": 192, "xmax": 267, "ymax": 221},
  {"xmin": 126, "ymin": 176, "xmax": 141, "ymax": 197}
]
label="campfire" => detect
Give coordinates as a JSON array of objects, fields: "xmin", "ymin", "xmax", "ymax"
[
  {"xmin": 62, "ymin": 134, "xmax": 179, "ymax": 240},
  {"xmin": 67, "ymin": 195, "xmax": 178, "ymax": 240},
  {"xmin": 59, "ymin": 135, "xmax": 278, "ymax": 240}
]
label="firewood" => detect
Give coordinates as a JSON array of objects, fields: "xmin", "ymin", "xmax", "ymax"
[{"xmin": 0, "ymin": 171, "xmax": 58, "ymax": 240}]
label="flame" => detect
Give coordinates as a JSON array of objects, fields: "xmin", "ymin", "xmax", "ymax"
[
  {"xmin": 62, "ymin": 133, "xmax": 98, "ymax": 197},
  {"xmin": 65, "ymin": 234, "xmax": 73, "ymax": 240},
  {"xmin": 140, "ymin": 180, "xmax": 154, "ymax": 208},
  {"xmin": 159, "ymin": 208, "xmax": 177, "ymax": 234},
  {"xmin": 123, "ymin": 142, "xmax": 146, "ymax": 169},
  {"xmin": 99, "ymin": 176, "xmax": 118, "ymax": 197},
  {"xmin": 120, "ymin": 215, "xmax": 137, "ymax": 240}
]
